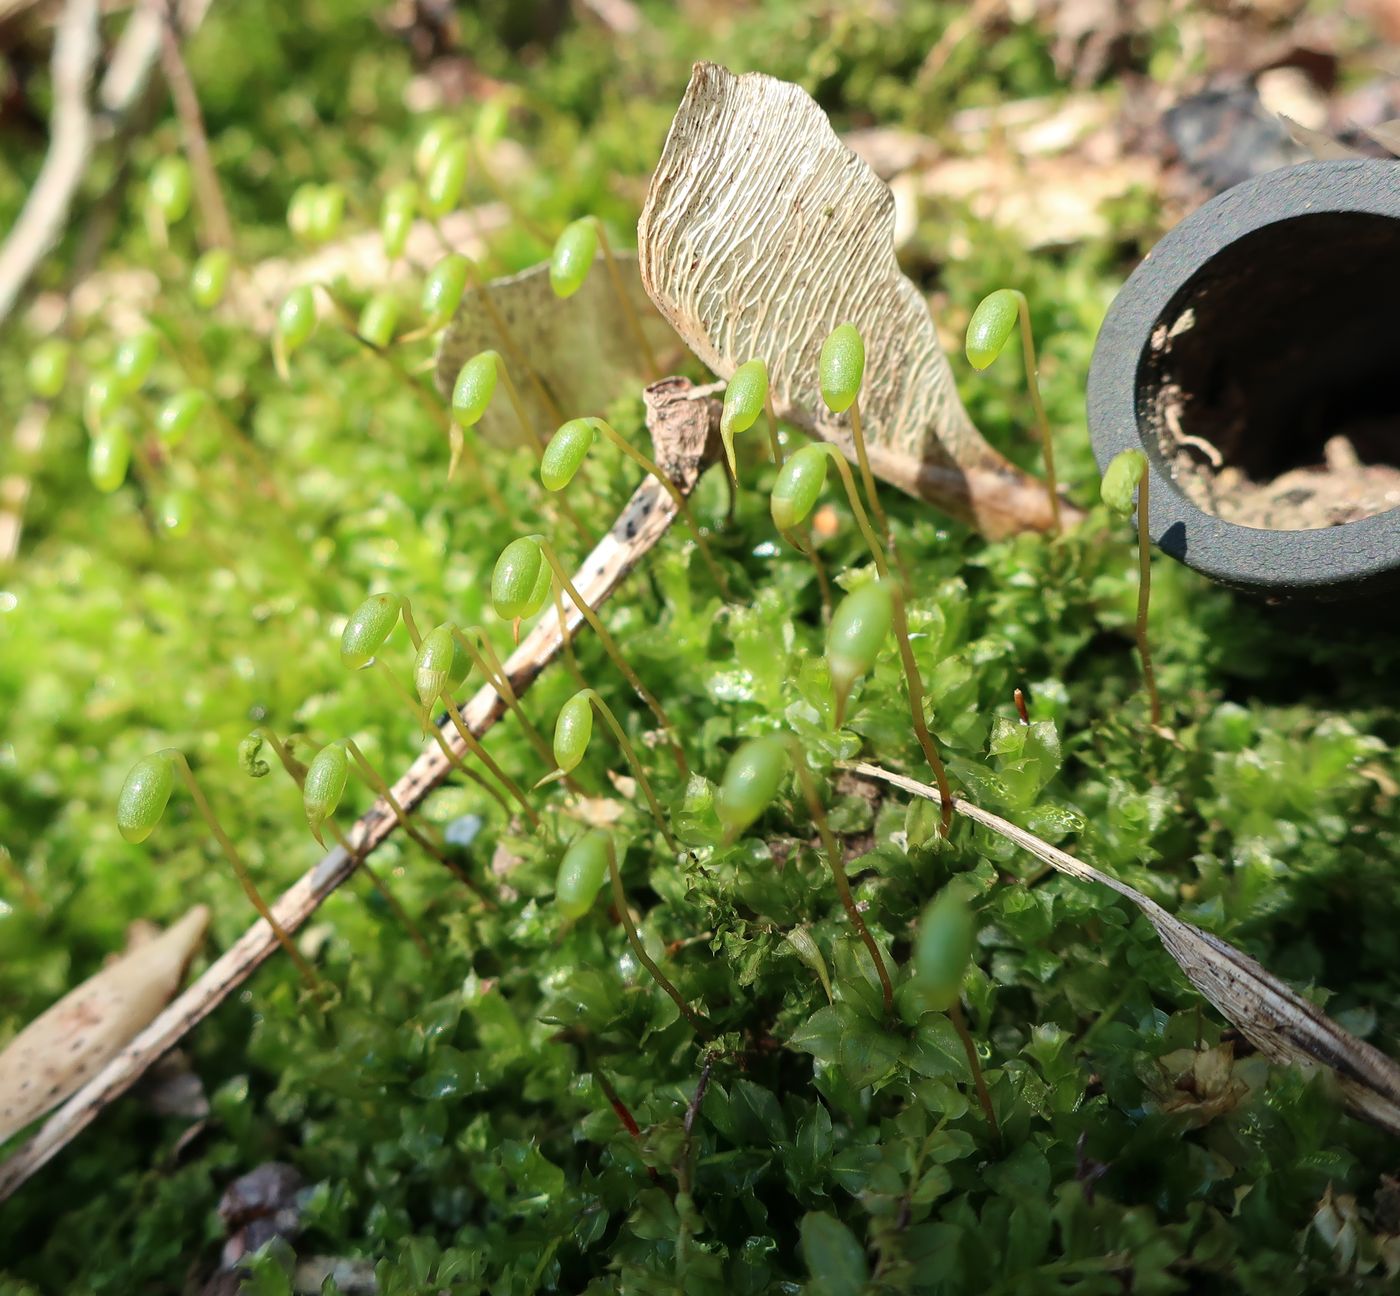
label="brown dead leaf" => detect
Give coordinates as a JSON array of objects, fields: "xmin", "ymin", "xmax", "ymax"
[
  {"xmin": 852, "ymin": 761, "xmax": 1400, "ymax": 1138},
  {"xmin": 0, "ymin": 905, "xmax": 209, "ymax": 1144},
  {"xmin": 637, "ymin": 62, "xmax": 1067, "ymax": 539},
  {"xmin": 432, "ymin": 253, "xmax": 681, "ymax": 447}
]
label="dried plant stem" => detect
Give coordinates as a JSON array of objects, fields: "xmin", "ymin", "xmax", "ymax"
[
  {"xmin": 789, "ymin": 745, "xmax": 892, "ymax": 1014},
  {"xmin": 595, "ymin": 221, "xmax": 659, "ymax": 378},
  {"xmin": 169, "ymin": 753, "xmax": 319, "ymax": 990},
  {"xmin": 538, "ymin": 539, "xmax": 688, "ymax": 778},
  {"xmin": 605, "ymin": 841, "xmax": 709, "ymax": 1034},
  {"xmin": 1135, "ymin": 474, "xmax": 1162, "ymax": 726},
  {"xmin": 157, "ymin": 0, "xmax": 234, "ymax": 250}
]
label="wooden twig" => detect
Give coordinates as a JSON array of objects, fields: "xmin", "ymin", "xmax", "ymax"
[
  {"xmin": 0, "ymin": 378, "xmax": 720, "ymax": 1201},
  {"xmin": 0, "ymin": 0, "xmax": 100, "ymax": 324},
  {"xmin": 156, "ymin": 0, "xmax": 233, "ymax": 249}
]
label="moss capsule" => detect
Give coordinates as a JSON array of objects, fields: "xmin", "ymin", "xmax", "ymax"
[
  {"xmin": 414, "ymin": 118, "xmax": 460, "ymax": 177},
  {"xmin": 424, "ymin": 141, "xmax": 469, "ymax": 218},
  {"xmin": 156, "ymin": 489, "xmax": 194, "ymax": 538},
  {"xmin": 554, "ymin": 830, "xmax": 611, "ymax": 919},
  {"xmin": 277, "ymin": 286, "xmax": 317, "ymax": 355},
  {"xmin": 309, "ymin": 184, "xmax": 346, "ymax": 242},
  {"xmin": 552, "ymin": 691, "xmax": 594, "ymax": 773},
  {"xmin": 148, "ymin": 158, "xmax": 192, "ymax": 224},
  {"xmin": 155, "ymin": 389, "xmax": 207, "ymax": 447},
  {"xmin": 451, "ymin": 350, "xmax": 498, "ymax": 428},
  {"xmin": 380, "ymin": 181, "xmax": 418, "ymax": 261},
  {"xmin": 720, "ymin": 359, "xmax": 769, "ymax": 478},
  {"xmin": 112, "ymin": 331, "xmax": 160, "ymax": 392},
  {"xmin": 414, "ymin": 623, "xmax": 471, "ymax": 708},
  {"xmin": 770, "ymin": 443, "xmax": 829, "ymax": 532},
  {"xmin": 303, "ymin": 743, "xmax": 349, "ymax": 843},
  {"xmin": 715, "ymin": 737, "xmax": 788, "ymax": 842},
  {"xmin": 358, "ymin": 293, "xmax": 400, "ymax": 350},
  {"xmin": 287, "ymin": 182, "xmax": 320, "ymax": 243},
  {"xmin": 964, "ymin": 289, "xmax": 1020, "ymax": 372},
  {"xmin": 422, "ymin": 254, "xmax": 470, "ymax": 331},
  {"xmin": 190, "ymin": 249, "xmax": 233, "ymax": 310},
  {"xmin": 117, "ymin": 751, "xmax": 176, "ymax": 843},
  {"xmin": 491, "ymin": 537, "xmax": 550, "ymax": 621},
  {"xmin": 819, "ymin": 323, "xmax": 865, "ymax": 414},
  {"xmin": 827, "ymin": 581, "xmax": 893, "ymax": 724},
  {"xmin": 27, "ymin": 339, "xmax": 70, "ymax": 400},
  {"xmin": 549, "ymin": 217, "xmax": 598, "ymax": 299},
  {"xmin": 540, "ymin": 418, "xmax": 596, "ymax": 491},
  {"xmin": 88, "ymin": 420, "xmax": 132, "ymax": 494},
  {"xmin": 1101, "ymin": 449, "xmax": 1147, "ymax": 517},
  {"xmin": 341, "ymin": 593, "xmax": 401, "ymax": 669},
  {"xmin": 84, "ymin": 373, "xmax": 123, "ymax": 435},
  {"xmin": 912, "ymin": 886, "xmax": 976, "ymax": 1011}
]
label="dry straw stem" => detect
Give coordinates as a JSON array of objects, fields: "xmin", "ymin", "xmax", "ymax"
[
  {"xmin": 851, "ymin": 760, "xmax": 1400, "ymax": 1139},
  {"xmin": 0, "ymin": 379, "xmax": 719, "ymax": 1201},
  {"xmin": 639, "ymin": 63, "xmax": 1080, "ymax": 539}
]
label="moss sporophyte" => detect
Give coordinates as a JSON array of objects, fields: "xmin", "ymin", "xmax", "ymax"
[{"xmin": 1101, "ymin": 449, "xmax": 1162, "ymax": 726}]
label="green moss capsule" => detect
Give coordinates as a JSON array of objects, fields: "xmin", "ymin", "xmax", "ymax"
[
  {"xmin": 422, "ymin": 254, "xmax": 470, "ymax": 331},
  {"xmin": 190, "ymin": 248, "xmax": 233, "ymax": 310},
  {"xmin": 309, "ymin": 184, "xmax": 346, "ymax": 242},
  {"xmin": 155, "ymin": 389, "xmax": 207, "ymax": 447},
  {"xmin": 358, "ymin": 293, "xmax": 400, "ymax": 350},
  {"xmin": 414, "ymin": 622, "xmax": 471, "ymax": 707},
  {"xmin": 148, "ymin": 159, "xmax": 192, "ymax": 224},
  {"xmin": 554, "ymin": 830, "xmax": 611, "ymax": 919},
  {"xmin": 912, "ymin": 886, "xmax": 976, "ymax": 1011},
  {"xmin": 84, "ymin": 373, "xmax": 123, "ymax": 435},
  {"xmin": 451, "ymin": 350, "xmax": 498, "ymax": 428},
  {"xmin": 112, "ymin": 331, "xmax": 160, "ymax": 392},
  {"xmin": 715, "ymin": 736, "xmax": 788, "ymax": 842},
  {"xmin": 720, "ymin": 359, "xmax": 769, "ymax": 477},
  {"xmin": 277, "ymin": 286, "xmax": 317, "ymax": 355},
  {"xmin": 303, "ymin": 743, "xmax": 349, "ymax": 843},
  {"xmin": 540, "ymin": 418, "xmax": 596, "ymax": 491},
  {"xmin": 88, "ymin": 419, "xmax": 132, "ymax": 494},
  {"xmin": 155, "ymin": 489, "xmax": 194, "ymax": 538},
  {"xmin": 819, "ymin": 323, "xmax": 865, "ymax": 414},
  {"xmin": 552, "ymin": 691, "xmax": 594, "ymax": 773},
  {"xmin": 287, "ymin": 182, "xmax": 320, "ymax": 243},
  {"xmin": 27, "ymin": 339, "xmax": 70, "ymax": 400},
  {"xmin": 549, "ymin": 217, "xmax": 598, "ymax": 299},
  {"xmin": 827, "ymin": 581, "xmax": 892, "ymax": 724},
  {"xmin": 1101, "ymin": 449, "xmax": 1148, "ymax": 517},
  {"xmin": 380, "ymin": 181, "xmax": 418, "ymax": 261},
  {"xmin": 964, "ymin": 289, "xmax": 1020, "ymax": 372},
  {"xmin": 415, "ymin": 118, "xmax": 460, "ymax": 177},
  {"xmin": 770, "ymin": 443, "xmax": 829, "ymax": 532},
  {"xmin": 424, "ymin": 141, "xmax": 469, "ymax": 218},
  {"xmin": 341, "ymin": 592, "xmax": 401, "ymax": 669},
  {"xmin": 117, "ymin": 751, "xmax": 176, "ymax": 843},
  {"xmin": 491, "ymin": 537, "xmax": 550, "ymax": 622}
]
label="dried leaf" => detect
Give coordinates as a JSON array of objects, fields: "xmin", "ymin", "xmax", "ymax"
[
  {"xmin": 638, "ymin": 62, "xmax": 1064, "ymax": 538},
  {"xmin": 1279, "ymin": 114, "xmax": 1367, "ymax": 160},
  {"xmin": 1360, "ymin": 117, "xmax": 1400, "ymax": 156},
  {"xmin": 433, "ymin": 253, "xmax": 680, "ymax": 447},
  {"xmin": 852, "ymin": 761, "xmax": 1400, "ymax": 1137},
  {"xmin": 0, "ymin": 905, "xmax": 209, "ymax": 1144}
]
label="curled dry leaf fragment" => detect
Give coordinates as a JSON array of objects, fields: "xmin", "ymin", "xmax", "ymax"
[
  {"xmin": 851, "ymin": 760, "xmax": 1400, "ymax": 1139},
  {"xmin": 638, "ymin": 62, "xmax": 1071, "ymax": 538},
  {"xmin": 433, "ymin": 253, "xmax": 679, "ymax": 447},
  {"xmin": 0, "ymin": 905, "xmax": 209, "ymax": 1144}
]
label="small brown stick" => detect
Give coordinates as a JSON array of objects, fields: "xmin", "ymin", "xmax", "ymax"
[
  {"xmin": 0, "ymin": 377, "xmax": 718, "ymax": 1202},
  {"xmin": 157, "ymin": 0, "xmax": 234, "ymax": 250}
]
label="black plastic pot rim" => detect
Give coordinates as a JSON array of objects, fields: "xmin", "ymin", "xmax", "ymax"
[{"xmin": 1086, "ymin": 159, "xmax": 1400, "ymax": 601}]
